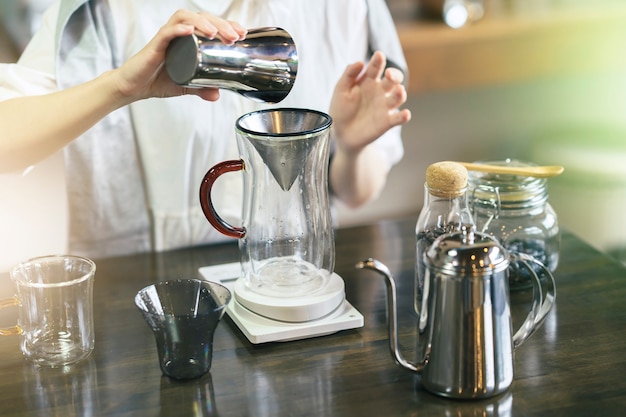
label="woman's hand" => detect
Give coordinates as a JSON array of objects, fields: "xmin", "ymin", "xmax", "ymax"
[
  {"xmin": 0, "ymin": 10, "xmax": 247, "ymax": 172},
  {"xmin": 329, "ymin": 51, "xmax": 411, "ymax": 156},
  {"xmin": 328, "ymin": 51, "xmax": 411, "ymax": 208},
  {"xmin": 112, "ymin": 10, "xmax": 247, "ymax": 104}
]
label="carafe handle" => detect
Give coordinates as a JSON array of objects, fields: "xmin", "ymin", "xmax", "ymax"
[
  {"xmin": 199, "ymin": 159, "xmax": 246, "ymax": 239},
  {"xmin": 0, "ymin": 296, "xmax": 22, "ymax": 336},
  {"xmin": 510, "ymin": 252, "xmax": 556, "ymax": 349}
]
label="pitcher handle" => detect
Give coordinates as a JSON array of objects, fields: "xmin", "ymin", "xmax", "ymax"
[
  {"xmin": 199, "ymin": 159, "xmax": 246, "ymax": 239},
  {"xmin": 511, "ymin": 252, "xmax": 557, "ymax": 349},
  {"xmin": 0, "ymin": 296, "xmax": 22, "ymax": 336}
]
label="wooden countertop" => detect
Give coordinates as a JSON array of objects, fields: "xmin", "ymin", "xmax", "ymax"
[
  {"xmin": 0, "ymin": 217, "xmax": 625, "ymax": 416},
  {"xmin": 391, "ymin": 3, "xmax": 626, "ymax": 93}
]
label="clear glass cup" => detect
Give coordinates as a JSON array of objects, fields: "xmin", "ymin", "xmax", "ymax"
[{"xmin": 1, "ymin": 255, "xmax": 96, "ymax": 367}]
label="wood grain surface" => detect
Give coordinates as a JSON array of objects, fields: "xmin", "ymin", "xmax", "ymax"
[{"xmin": 0, "ymin": 216, "xmax": 624, "ymax": 416}]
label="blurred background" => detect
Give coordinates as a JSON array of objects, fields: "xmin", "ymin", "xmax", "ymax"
[{"xmin": 1, "ymin": 0, "xmax": 625, "ymax": 270}]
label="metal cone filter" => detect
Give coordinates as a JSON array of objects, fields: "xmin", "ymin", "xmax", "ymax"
[{"xmin": 237, "ymin": 109, "xmax": 331, "ymax": 191}]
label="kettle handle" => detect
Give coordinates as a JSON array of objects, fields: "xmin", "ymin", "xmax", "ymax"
[
  {"xmin": 199, "ymin": 159, "xmax": 246, "ymax": 239},
  {"xmin": 510, "ymin": 252, "xmax": 557, "ymax": 349}
]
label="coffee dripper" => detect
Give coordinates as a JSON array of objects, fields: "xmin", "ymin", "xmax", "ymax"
[
  {"xmin": 200, "ymin": 108, "xmax": 346, "ymax": 324},
  {"xmin": 357, "ymin": 225, "xmax": 556, "ymax": 399},
  {"xmin": 165, "ymin": 27, "xmax": 298, "ymax": 103}
]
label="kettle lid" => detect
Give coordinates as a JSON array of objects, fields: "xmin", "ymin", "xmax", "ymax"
[{"xmin": 425, "ymin": 225, "xmax": 509, "ymax": 276}]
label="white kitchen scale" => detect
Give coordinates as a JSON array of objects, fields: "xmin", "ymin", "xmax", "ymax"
[{"xmin": 198, "ymin": 262, "xmax": 363, "ymax": 344}]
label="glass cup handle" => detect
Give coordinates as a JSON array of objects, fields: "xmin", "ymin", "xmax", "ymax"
[
  {"xmin": 511, "ymin": 252, "xmax": 557, "ymax": 349},
  {"xmin": 199, "ymin": 159, "xmax": 246, "ymax": 239},
  {"xmin": 0, "ymin": 296, "xmax": 22, "ymax": 336}
]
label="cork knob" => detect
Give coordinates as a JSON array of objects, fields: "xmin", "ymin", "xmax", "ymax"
[{"xmin": 425, "ymin": 161, "xmax": 468, "ymax": 197}]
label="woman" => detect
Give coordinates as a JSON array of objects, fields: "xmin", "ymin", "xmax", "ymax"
[{"xmin": 0, "ymin": 0, "xmax": 411, "ymax": 257}]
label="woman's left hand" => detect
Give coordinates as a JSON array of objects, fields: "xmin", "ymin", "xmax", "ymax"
[{"xmin": 329, "ymin": 50, "xmax": 411, "ymax": 155}]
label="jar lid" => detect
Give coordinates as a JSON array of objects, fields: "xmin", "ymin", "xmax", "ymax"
[
  {"xmin": 425, "ymin": 161, "xmax": 468, "ymax": 198},
  {"xmin": 468, "ymin": 159, "xmax": 548, "ymax": 209},
  {"xmin": 425, "ymin": 225, "xmax": 509, "ymax": 276}
]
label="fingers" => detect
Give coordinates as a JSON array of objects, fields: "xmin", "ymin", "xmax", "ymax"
[
  {"xmin": 166, "ymin": 9, "xmax": 247, "ymax": 45},
  {"xmin": 197, "ymin": 12, "xmax": 247, "ymax": 44},
  {"xmin": 381, "ymin": 64, "xmax": 410, "ymax": 127},
  {"xmin": 386, "ymin": 83, "xmax": 407, "ymax": 110},
  {"xmin": 192, "ymin": 88, "xmax": 221, "ymax": 102},
  {"xmin": 337, "ymin": 52, "xmax": 403, "ymax": 92},
  {"xmin": 363, "ymin": 51, "xmax": 386, "ymax": 80},
  {"xmin": 389, "ymin": 108, "xmax": 412, "ymax": 127},
  {"xmin": 337, "ymin": 61, "xmax": 365, "ymax": 91},
  {"xmin": 383, "ymin": 68, "xmax": 404, "ymax": 85},
  {"xmin": 227, "ymin": 20, "xmax": 248, "ymax": 40},
  {"xmin": 177, "ymin": 85, "xmax": 221, "ymax": 102}
]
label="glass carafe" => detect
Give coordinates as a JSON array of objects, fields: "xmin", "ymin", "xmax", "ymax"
[{"xmin": 200, "ymin": 108, "xmax": 334, "ymax": 298}]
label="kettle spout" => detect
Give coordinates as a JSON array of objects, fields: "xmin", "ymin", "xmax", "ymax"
[{"xmin": 356, "ymin": 258, "xmax": 423, "ymax": 374}]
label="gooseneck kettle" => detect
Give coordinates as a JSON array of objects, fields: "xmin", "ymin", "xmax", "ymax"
[{"xmin": 357, "ymin": 225, "xmax": 555, "ymax": 399}]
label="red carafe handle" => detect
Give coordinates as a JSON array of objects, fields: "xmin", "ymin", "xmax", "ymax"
[{"xmin": 199, "ymin": 159, "xmax": 246, "ymax": 239}]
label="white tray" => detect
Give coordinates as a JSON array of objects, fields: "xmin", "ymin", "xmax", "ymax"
[{"xmin": 198, "ymin": 262, "xmax": 364, "ymax": 344}]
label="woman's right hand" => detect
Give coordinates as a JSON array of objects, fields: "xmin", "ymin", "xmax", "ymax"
[
  {"xmin": 112, "ymin": 9, "xmax": 247, "ymax": 104},
  {"xmin": 0, "ymin": 10, "xmax": 247, "ymax": 172}
]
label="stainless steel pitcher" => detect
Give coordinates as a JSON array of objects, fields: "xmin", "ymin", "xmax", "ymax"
[
  {"xmin": 356, "ymin": 225, "xmax": 556, "ymax": 399},
  {"xmin": 165, "ymin": 27, "xmax": 298, "ymax": 103}
]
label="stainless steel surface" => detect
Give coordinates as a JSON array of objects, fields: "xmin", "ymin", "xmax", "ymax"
[
  {"xmin": 165, "ymin": 27, "xmax": 298, "ymax": 103},
  {"xmin": 356, "ymin": 258, "xmax": 421, "ymax": 374},
  {"xmin": 423, "ymin": 222, "xmax": 508, "ymax": 275},
  {"xmin": 236, "ymin": 108, "xmax": 332, "ymax": 191},
  {"xmin": 357, "ymin": 226, "xmax": 556, "ymax": 399}
]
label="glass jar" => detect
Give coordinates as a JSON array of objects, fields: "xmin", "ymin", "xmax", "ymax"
[
  {"xmin": 415, "ymin": 162, "xmax": 474, "ymax": 314},
  {"xmin": 468, "ymin": 159, "xmax": 560, "ymax": 290}
]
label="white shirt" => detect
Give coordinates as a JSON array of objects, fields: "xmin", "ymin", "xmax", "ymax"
[{"xmin": 0, "ymin": 0, "xmax": 405, "ymax": 257}]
